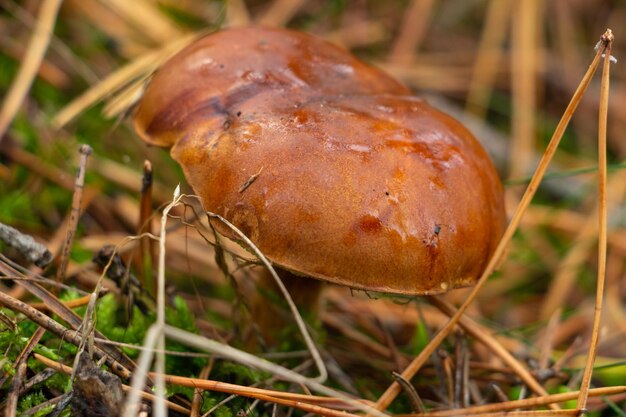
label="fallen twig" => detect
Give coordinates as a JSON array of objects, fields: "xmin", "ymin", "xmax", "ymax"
[
  {"xmin": 0, "ymin": 222, "xmax": 52, "ymax": 267},
  {"xmin": 0, "ymin": 289, "xmax": 131, "ymax": 379}
]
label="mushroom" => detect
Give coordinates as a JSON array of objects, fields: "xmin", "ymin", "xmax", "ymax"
[{"xmin": 133, "ymin": 27, "xmax": 506, "ymax": 343}]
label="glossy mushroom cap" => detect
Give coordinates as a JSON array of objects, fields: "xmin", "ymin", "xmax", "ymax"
[{"xmin": 134, "ymin": 27, "xmax": 506, "ymax": 295}]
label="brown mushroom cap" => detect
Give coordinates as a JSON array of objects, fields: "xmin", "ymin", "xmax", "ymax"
[{"xmin": 134, "ymin": 27, "xmax": 506, "ymax": 295}]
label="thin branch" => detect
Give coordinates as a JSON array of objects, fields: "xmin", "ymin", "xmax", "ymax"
[
  {"xmin": 0, "ymin": 222, "xmax": 52, "ymax": 267},
  {"xmin": 0, "ymin": 290, "xmax": 130, "ymax": 379}
]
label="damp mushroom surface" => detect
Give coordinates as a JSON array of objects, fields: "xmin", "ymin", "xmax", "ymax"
[{"xmin": 133, "ymin": 26, "xmax": 507, "ymax": 339}]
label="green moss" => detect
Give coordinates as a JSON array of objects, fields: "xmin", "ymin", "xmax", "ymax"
[
  {"xmin": 213, "ymin": 361, "xmax": 264, "ymax": 386},
  {"xmin": 199, "ymin": 391, "xmax": 234, "ymax": 417},
  {"xmin": 95, "ymin": 293, "xmax": 208, "ymax": 375},
  {"xmin": 70, "ymin": 244, "xmax": 93, "ymax": 263},
  {"xmin": 95, "ymin": 293, "xmax": 154, "ymax": 355},
  {"xmin": 18, "ymin": 391, "xmax": 53, "ymax": 417},
  {"xmin": 411, "ymin": 320, "xmax": 430, "ymax": 354}
]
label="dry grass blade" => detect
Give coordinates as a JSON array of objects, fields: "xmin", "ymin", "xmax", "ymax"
[
  {"xmin": 0, "ymin": 0, "xmax": 62, "ymax": 141},
  {"xmin": 67, "ymin": 0, "xmax": 145, "ymax": 57},
  {"xmin": 122, "ymin": 324, "xmax": 161, "ymax": 417},
  {"xmin": 154, "ymin": 188, "xmax": 184, "ymax": 417},
  {"xmin": 52, "ymin": 34, "xmax": 196, "ymax": 128},
  {"xmin": 121, "ymin": 189, "xmax": 183, "ymax": 417},
  {"xmin": 226, "ymin": 0, "xmax": 251, "ymax": 26},
  {"xmin": 205, "ymin": 210, "xmax": 328, "ymax": 384},
  {"xmin": 576, "ymin": 28, "xmax": 613, "ymax": 412},
  {"xmin": 163, "ymin": 324, "xmax": 387, "ymax": 417},
  {"xmin": 465, "ymin": 0, "xmax": 511, "ymax": 118},
  {"xmin": 98, "ymin": 0, "xmax": 184, "ymax": 43},
  {"xmin": 160, "ymin": 373, "xmax": 370, "ymax": 415},
  {"xmin": 29, "ymin": 293, "xmax": 100, "ymax": 311},
  {"xmin": 389, "ymin": 0, "xmax": 435, "ymax": 64},
  {"xmin": 101, "ymin": 77, "xmax": 147, "ymax": 119},
  {"xmin": 540, "ymin": 171, "xmax": 626, "ymax": 320},
  {"xmin": 190, "ymin": 362, "xmax": 212, "ymax": 417},
  {"xmin": 509, "ymin": 0, "xmax": 541, "ymax": 179},
  {"xmin": 428, "ymin": 297, "xmax": 552, "ymax": 401},
  {"xmin": 255, "ymin": 0, "xmax": 308, "ymax": 27},
  {"xmin": 372, "ymin": 33, "xmax": 604, "ymax": 414},
  {"xmin": 396, "ymin": 386, "xmax": 626, "ymax": 416},
  {"xmin": 423, "ymin": 411, "xmax": 577, "ymax": 417},
  {"xmin": 324, "ymin": 21, "xmax": 388, "ymax": 50}
]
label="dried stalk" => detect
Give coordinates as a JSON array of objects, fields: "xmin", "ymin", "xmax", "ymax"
[
  {"xmin": 576, "ymin": 28, "xmax": 614, "ymax": 412},
  {"xmin": 397, "ymin": 386, "xmax": 626, "ymax": 416},
  {"xmin": 138, "ymin": 160, "xmax": 155, "ymax": 293},
  {"xmin": 0, "ymin": 260, "xmax": 135, "ymax": 374},
  {"xmin": 205, "ymin": 210, "xmax": 328, "ymax": 384},
  {"xmin": 509, "ymin": 0, "xmax": 542, "ymax": 179},
  {"xmin": 465, "ymin": 0, "xmax": 511, "ymax": 118},
  {"xmin": 4, "ymin": 326, "xmax": 44, "ymax": 417},
  {"xmin": 0, "ymin": 290, "xmax": 130, "ymax": 379},
  {"xmin": 163, "ymin": 324, "xmax": 386, "ymax": 417},
  {"xmin": 0, "ymin": 0, "xmax": 63, "ymax": 141},
  {"xmin": 56, "ymin": 145, "xmax": 93, "ymax": 284},
  {"xmin": 428, "ymin": 296, "xmax": 552, "ymax": 400}
]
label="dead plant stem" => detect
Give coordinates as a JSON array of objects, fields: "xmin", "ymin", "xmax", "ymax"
[
  {"xmin": 205, "ymin": 210, "xmax": 328, "ymax": 384},
  {"xmin": 428, "ymin": 296, "xmax": 552, "ymax": 400},
  {"xmin": 0, "ymin": 289, "xmax": 129, "ymax": 378},
  {"xmin": 56, "ymin": 144, "xmax": 93, "ymax": 284},
  {"xmin": 5, "ymin": 327, "xmax": 45, "ymax": 417},
  {"xmin": 0, "ymin": 0, "xmax": 62, "ymax": 141},
  {"xmin": 138, "ymin": 160, "xmax": 155, "ymax": 294},
  {"xmin": 576, "ymin": 28, "xmax": 613, "ymax": 411},
  {"xmin": 399, "ymin": 386, "xmax": 626, "ymax": 416}
]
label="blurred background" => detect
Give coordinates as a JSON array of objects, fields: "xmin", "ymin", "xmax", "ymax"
[{"xmin": 1, "ymin": 0, "xmax": 626, "ymax": 414}]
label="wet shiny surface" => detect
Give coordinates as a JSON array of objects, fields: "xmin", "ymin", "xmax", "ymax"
[{"xmin": 134, "ymin": 27, "xmax": 506, "ymax": 295}]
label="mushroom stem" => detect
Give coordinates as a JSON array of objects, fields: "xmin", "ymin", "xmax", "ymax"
[{"xmin": 250, "ymin": 267, "xmax": 324, "ymax": 347}]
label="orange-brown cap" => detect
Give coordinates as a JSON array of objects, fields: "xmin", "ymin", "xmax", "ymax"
[{"xmin": 134, "ymin": 27, "xmax": 506, "ymax": 295}]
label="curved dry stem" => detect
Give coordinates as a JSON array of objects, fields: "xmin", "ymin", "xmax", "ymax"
[
  {"xmin": 204, "ymin": 210, "xmax": 328, "ymax": 384},
  {"xmin": 576, "ymin": 28, "xmax": 614, "ymax": 411},
  {"xmin": 122, "ymin": 187, "xmax": 183, "ymax": 417},
  {"xmin": 163, "ymin": 324, "xmax": 387, "ymax": 417}
]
